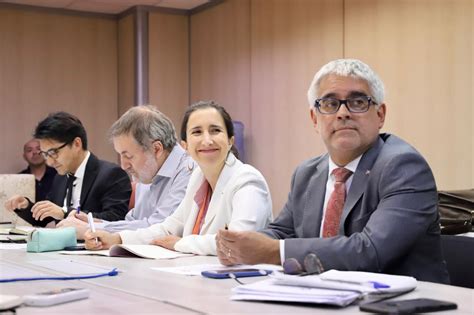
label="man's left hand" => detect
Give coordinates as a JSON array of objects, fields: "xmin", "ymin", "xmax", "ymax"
[
  {"xmin": 216, "ymin": 230, "xmax": 281, "ymax": 266},
  {"xmin": 31, "ymin": 201, "xmax": 65, "ymax": 221},
  {"xmin": 150, "ymin": 235, "xmax": 182, "ymax": 251}
]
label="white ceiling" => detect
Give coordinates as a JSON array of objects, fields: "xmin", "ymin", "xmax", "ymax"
[{"xmin": 0, "ymin": 0, "xmax": 212, "ymax": 14}]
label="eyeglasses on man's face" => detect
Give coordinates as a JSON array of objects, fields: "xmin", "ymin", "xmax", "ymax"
[
  {"xmin": 39, "ymin": 142, "xmax": 69, "ymax": 159},
  {"xmin": 314, "ymin": 95, "xmax": 377, "ymax": 114}
]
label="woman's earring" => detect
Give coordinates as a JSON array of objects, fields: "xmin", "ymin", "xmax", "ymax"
[
  {"xmin": 187, "ymin": 160, "xmax": 194, "ymax": 172},
  {"xmin": 224, "ymin": 150, "xmax": 236, "ymax": 166}
]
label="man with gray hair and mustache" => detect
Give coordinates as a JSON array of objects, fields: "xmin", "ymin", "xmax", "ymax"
[
  {"xmin": 59, "ymin": 105, "xmax": 193, "ymax": 238},
  {"xmin": 216, "ymin": 59, "xmax": 450, "ymax": 284}
]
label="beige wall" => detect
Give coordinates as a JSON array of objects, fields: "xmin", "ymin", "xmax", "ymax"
[
  {"xmin": 0, "ymin": 7, "xmax": 118, "ymax": 172},
  {"xmin": 149, "ymin": 11, "xmax": 189, "ymax": 133},
  {"xmin": 117, "ymin": 14, "xmax": 135, "ymax": 117},
  {"xmin": 190, "ymin": 0, "xmax": 473, "ymax": 214},
  {"xmin": 190, "ymin": 0, "xmax": 251, "ymax": 129},
  {"xmin": 344, "ymin": 0, "xmax": 473, "ymax": 191}
]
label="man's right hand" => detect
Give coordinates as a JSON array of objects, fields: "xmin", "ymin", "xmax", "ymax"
[{"xmin": 4, "ymin": 195, "xmax": 29, "ymax": 212}]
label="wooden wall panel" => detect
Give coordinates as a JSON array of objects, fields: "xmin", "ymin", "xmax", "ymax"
[
  {"xmin": 0, "ymin": 7, "xmax": 118, "ymax": 173},
  {"xmin": 118, "ymin": 14, "xmax": 135, "ymax": 116},
  {"xmin": 250, "ymin": 0, "xmax": 344, "ymax": 213},
  {"xmin": 344, "ymin": 0, "xmax": 473, "ymax": 190},
  {"xmin": 149, "ymin": 11, "xmax": 189, "ymax": 133},
  {"xmin": 190, "ymin": 0, "xmax": 251, "ymax": 145}
]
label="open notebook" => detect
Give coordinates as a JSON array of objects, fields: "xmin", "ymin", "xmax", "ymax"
[{"xmin": 60, "ymin": 244, "xmax": 193, "ymax": 260}]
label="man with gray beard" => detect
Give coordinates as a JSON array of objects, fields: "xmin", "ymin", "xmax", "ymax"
[{"xmin": 58, "ymin": 105, "xmax": 193, "ymax": 239}]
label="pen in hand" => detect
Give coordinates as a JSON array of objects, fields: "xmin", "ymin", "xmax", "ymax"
[{"xmin": 87, "ymin": 212, "xmax": 98, "ymax": 246}]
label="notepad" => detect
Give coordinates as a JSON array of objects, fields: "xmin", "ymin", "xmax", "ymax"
[{"xmin": 60, "ymin": 244, "xmax": 193, "ymax": 260}]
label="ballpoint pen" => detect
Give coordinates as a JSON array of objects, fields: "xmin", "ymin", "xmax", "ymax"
[
  {"xmin": 76, "ymin": 200, "xmax": 81, "ymax": 215},
  {"xmin": 87, "ymin": 212, "xmax": 98, "ymax": 245},
  {"xmin": 321, "ymin": 278, "xmax": 390, "ymax": 289}
]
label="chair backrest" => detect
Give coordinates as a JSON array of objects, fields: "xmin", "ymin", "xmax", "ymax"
[
  {"xmin": 440, "ymin": 234, "xmax": 474, "ymax": 289},
  {"xmin": 0, "ymin": 174, "xmax": 35, "ymax": 226}
]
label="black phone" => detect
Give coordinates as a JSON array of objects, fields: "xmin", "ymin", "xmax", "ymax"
[
  {"xmin": 360, "ymin": 298, "xmax": 457, "ymax": 314},
  {"xmin": 201, "ymin": 268, "xmax": 271, "ymax": 279},
  {"xmin": 63, "ymin": 245, "xmax": 86, "ymax": 251}
]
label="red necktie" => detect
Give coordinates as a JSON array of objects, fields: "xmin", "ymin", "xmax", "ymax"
[{"xmin": 322, "ymin": 167, "xmax": 352, "ymax": 237}]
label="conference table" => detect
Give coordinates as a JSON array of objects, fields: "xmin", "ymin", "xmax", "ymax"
[{"xmin": 0, "ymin": 248, "xmax": 472, "ymax": 314}]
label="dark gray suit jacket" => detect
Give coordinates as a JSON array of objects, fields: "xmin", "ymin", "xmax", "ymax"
[{"xmin": 262, "ymin": 133, "xmax": 450, "ymax": 284}]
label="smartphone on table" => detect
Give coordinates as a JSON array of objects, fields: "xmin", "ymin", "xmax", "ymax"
[
  {"xmin": 360, "ymin": 298, "xmax": 457, "ymax": 314},
  {"xmin": 201, "ymin": 268, "xmax": 271, "ymax": 279},
  {"xmin": 23, "ymin": 288, "xmax": 90, "ymax": 306}
]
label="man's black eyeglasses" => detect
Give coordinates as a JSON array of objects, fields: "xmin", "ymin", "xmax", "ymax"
[
  {"xmin": 314, "ymin": 95, "xmax": 377, "ymax": 114},
  {"xmin": 283, "ymin": 253, "xmax": 325, "ymax": 276},
  {"xmin": 39, "ymin": 142, "xmax": 69, "ymax": 159}
]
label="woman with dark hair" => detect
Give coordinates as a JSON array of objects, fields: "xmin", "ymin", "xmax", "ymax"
[{"xmin": 85, "ymin": 101, "xmax": 272, "ymax": 255}]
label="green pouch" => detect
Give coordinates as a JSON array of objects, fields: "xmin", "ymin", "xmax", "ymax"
[{"xmin": 26, "ymin": 227, "xmax": 77, "ymax": 252}]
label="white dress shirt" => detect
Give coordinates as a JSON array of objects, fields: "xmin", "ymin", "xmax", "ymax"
[{"xmin": 62, "ymin": 151, "xmax": 90, "ymax": 212}]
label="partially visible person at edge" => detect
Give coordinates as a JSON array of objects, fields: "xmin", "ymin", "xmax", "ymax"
[
  {"xmin": 58, "ymin": 105, "xmax": 193, "ymax": 239},
  {"xmin": 84, "ymin": 101, "xmax": 273, "ymax": 255},
  {"xmin": 5, "ymin": 112, "xmax": 131, "ymax": 227},
  {"xmin": 216, "ymin": 59, "xmax": 450, "ymax": 284},
  {"xmin": 19, "ymin": 138, "xmax": 57, "ymax": 202}
]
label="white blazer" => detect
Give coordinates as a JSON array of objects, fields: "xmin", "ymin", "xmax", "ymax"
[{"xmin": 119, "ymin": 155, "xmax": 273, "ymax": 255}]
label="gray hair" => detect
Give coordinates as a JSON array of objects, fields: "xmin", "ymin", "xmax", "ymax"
[
  {"xmin": 109, "ymin": 105, "xmax": 177, "ymax": 151},
  {"xmin": 307, "ymin": 59, "xmax": 385, "ymax": 108}
]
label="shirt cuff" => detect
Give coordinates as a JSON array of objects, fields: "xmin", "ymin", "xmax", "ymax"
[{"xmin": 279, "ymin": 239, "xmax": 285, "ymax": 265}]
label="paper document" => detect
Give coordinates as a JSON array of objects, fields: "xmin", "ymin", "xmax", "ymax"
[
  {"xmin": 60, "ymin": 244, "xmax": 193, "ymax": 260},
  {"xmin": 152, "ymin": 263, "xmax": 283, "ymax": 276},
  {"xmin": 232, "ymin": 278, "xmax": 360, "ymax": 307},
  {"xmin": 0, "ymin": 234, "xmax": 27, "ymax": 242},
  {"xmin": 272, "ymin": 270, "xmax": 417, "ymax": 294},
  {"xmin": 0, "ymin": 225, "xmax": 34, "ymax": 243},
  {"xmin": 231, "ymin": 270, "xmax": 417, "ymax": 307}
]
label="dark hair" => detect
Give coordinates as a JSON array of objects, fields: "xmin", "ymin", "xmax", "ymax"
[
  {"xmin": 180, "ymin": 101, "xmax": 239, "ymax": 158},
  {"xmin": 34, "ymin": 112, "xmax": 88, "ymax": 150}
]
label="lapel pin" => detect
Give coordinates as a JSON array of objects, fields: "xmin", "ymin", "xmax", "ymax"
[{"xmin": 365, "ymin": 170, "xmax": 371, "ymax": 175}]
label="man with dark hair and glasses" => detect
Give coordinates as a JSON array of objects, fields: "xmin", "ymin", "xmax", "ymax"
[
  {"xmin": 5, "ymin": 112, "xmax": 131, "ymax": 227},
  {"xmin": 216, "ymin": 59, "xmax": 450, "ymax": 284}
]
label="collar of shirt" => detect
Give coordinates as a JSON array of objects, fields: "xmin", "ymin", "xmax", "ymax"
[
  {"xmin": 73, "ymin": 151, "xmax": 91, "ymax": 181},
  {"xmin": 327, "ymin": 154, "xmax": 361, "ymax": 180},
  {"xmin": 152, "ymin": 144, "xmax": 187, "ymax": 185}
]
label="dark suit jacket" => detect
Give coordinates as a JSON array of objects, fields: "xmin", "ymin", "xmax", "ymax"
[
  {"xmin": 262, "ymin": 133, "xmax": 450, "ymax": 284},
  {"xmin": 16, "ymin": 153, "xmax": 131, "ymax": 227}
]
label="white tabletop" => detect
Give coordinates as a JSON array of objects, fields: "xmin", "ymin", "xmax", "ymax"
[{"xmin": 1, "ymin": 249, "xmax": 472, "ymax": 314}]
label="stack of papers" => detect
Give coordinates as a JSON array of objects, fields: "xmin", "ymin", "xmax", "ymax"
[
  {"xmin": 231, "ymin": 270, "xmax": 417, "ymax": 307},
  {"xmin": 0, "ymin": 225, "xmax": 35, "ymax": 243}
]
